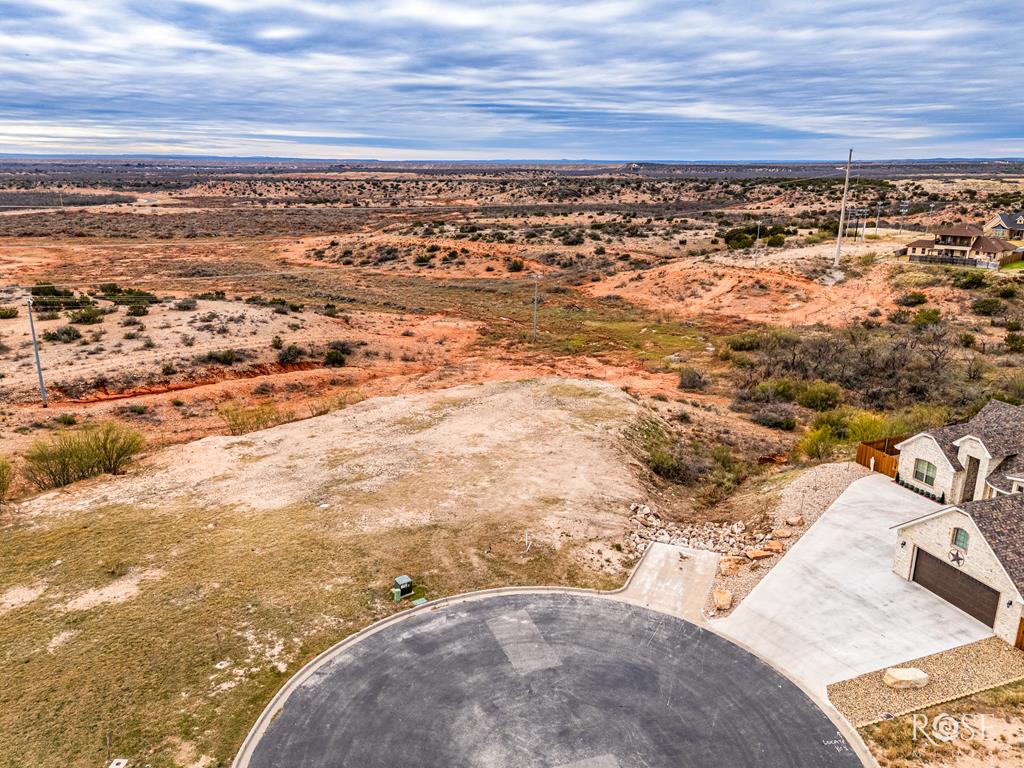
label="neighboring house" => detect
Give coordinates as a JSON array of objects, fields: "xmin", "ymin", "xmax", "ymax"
[
  {"xmin": 987, "ymin": 211, "xmax": 1024, "ymax": 240},
  {"xmin": 895, "ymin": 400, "xmax": 1024, "ymax": 504},
  {"xmin": 892, "ymin": 493, "xmax": 1024, "ymax": 645},
  {"xmin": 901, "ymin": 223, "xmax": 1022, "ymax": 268}
]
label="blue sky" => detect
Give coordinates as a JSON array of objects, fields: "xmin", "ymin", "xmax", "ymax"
[{"xmin": 1, "ymin": 0, "xmax": 1021, "ymax": 160}]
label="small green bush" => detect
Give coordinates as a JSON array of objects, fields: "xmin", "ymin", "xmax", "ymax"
[
  {"xmin": 173, "ymin": 297, "xmax": 198, "ymax": 311},
  {"xmin": 68, "ymin": 306, "xmax": 105, "ymax": 324},
  {"xmin": 894, "ymin": 292, "xmax": 927, "ymax": 307},
  {"xmin": 959, "ymin": 332, "xmax": 976, "ymax": 348},
  {"xmin": 799, "ymin": 426, "xmax": 838, "ymax": 460},
  {"xmin": 202, "ymin": 349, "xmax": 237, "ymax": 365},
  {"xmin": 972, "ymin": 297, "xmax": 1004, "ymax": 316},
  {"xmin": 952, "ymin": 271, "xmax": 987, "ymax": 289},
  {"xmin": 324, "ymin": 348, "xmax": 347, "ymax": 367},
  {"xmin": 126, "ymin": 303, "xmax": 149, "ymax": 317},
  {"xmin": 796, "ymin": 380, "xmax": 843, "ymax": 411},
  {"xmin": 750, "ymin": 378, "xmax": 797, "ymax": 403},
  {"xmin": 278, "ymin": 344, "xmax": 304, "ymax": 364},
  {"xmin": 912, "ymin": 308, "xmax": 941, "ymax": 326},
  {"xmin": 0, "ymin": 306, "xmax": 19, "ymax": 319},
  {"xmin": 1006, "ymin": 333, "xmax": 1024, "ymax": 353},
  {"xmin": 998, "ymin": 286, "xmax": 1018, "ymax": 299},
  {"xmin": 42, "ymin": 325, "xmax": 82, "ymax": 343},
  {"xmin": 507, "ymin": 258, "xmax": 525, "ymax": 272},
  {"xmin": 21, "ymin": 423, "xmax": 144, "ymax": 489},
  {"xmin": 0, "ymin": 458, "xmax": 13, "ymax": 503}
]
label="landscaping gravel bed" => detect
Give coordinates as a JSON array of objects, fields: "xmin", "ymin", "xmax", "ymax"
[
  {"xmin": 828, "ymin": 637, "xmax": 1024, "ymax": 727},
  {"xmin": 703, "ymin": 461, "xmax": 871, "ymax": 618}
]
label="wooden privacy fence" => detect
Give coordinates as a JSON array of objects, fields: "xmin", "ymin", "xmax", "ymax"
[{"xmin": 855, "ymin": 435, "xmax": 907, "ymax": 478}]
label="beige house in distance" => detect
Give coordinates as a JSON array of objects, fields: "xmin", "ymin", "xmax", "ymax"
[
  {"xmin": 987, "ymin": 211, "xmax": 1024, "ymax": 241},
  {"xmin": 900, "ymin": 223, "xmax": 1020, "ymax": 267}
]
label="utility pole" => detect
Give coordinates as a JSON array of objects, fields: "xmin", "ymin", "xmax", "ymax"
[
  {"xmin": 833, "ymin": 148, "xmax": 853, "ymax": 269},
  {"xmin": 755, "ymin": 219, "xmax": 762, "ymax": 253},
  {"xmin": 875, "ymin": 200, "xmax": 882, "ymax": 234},
  {"xmin": 26, "ymin": 297, "xmax": 48, "ymax": 407},
  {"xmin": 532, "ymin": 273, "xmax": 539, "ymax": 341}
]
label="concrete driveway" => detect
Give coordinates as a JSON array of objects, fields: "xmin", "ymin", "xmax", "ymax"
[{"xmin": 716, "ymin": 474, "xmax": 993, "ymax": 695}]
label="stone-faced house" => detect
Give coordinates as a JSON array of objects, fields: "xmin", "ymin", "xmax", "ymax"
[
  {"xmin": 892, "ymin": 493, "xmax": 1024, "ymax": 645},
  {"xmin": 900, "ymin": 224, "xmax": 1020, "ymax": 267},
  {"xmin": 894, "ymin": 400, "xmax": 1024, "ymax": 504}
]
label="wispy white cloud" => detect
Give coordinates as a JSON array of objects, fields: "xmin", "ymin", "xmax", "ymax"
[{"xmin": 0, "ymin": 0, "xmax": 1020, "ymax": 159}]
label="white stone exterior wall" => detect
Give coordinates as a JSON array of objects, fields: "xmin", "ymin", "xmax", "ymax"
[
  {"xmin": 897, "ymin": 435, "xmax": 959, "ymax": 502},
  {"xmin": 894, "ymin": 509, "xmax": 1023, "ymax": 644},
  {"xmin": 955, "ymin": 436, "xmax": 994, "ymax": 503}
]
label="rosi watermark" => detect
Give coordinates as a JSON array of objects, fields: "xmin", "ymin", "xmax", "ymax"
[{"xmin": 912, "ymin": 713, "xmax": 987, "ymax": 745}]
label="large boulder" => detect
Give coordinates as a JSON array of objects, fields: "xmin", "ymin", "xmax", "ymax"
[{"xmin": 883, "ymin": 667, "xmax": 930, "ymax": 689}]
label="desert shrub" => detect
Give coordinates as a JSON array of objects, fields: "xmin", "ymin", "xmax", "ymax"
[
  {"xmin": 0, "ymin": 305, "xmax": 18, "ymax": 319},
  {"xmin": 796, "ymin": 379, "xmax": 843, "ymax": 411},
  {"xmin": 1006, "ymin": 372, "xmax": 1024, "ymax": 402},
  {"xmin": 173, "ymin": 297, "xmax": 198, "ymax": 311},
  {"xmin": 43, "ymin": 325, "xmax": 82, "ymax": 343},
  {"xmin": 751, "ymin": 405, "xmax": 797, "ymax": 431},
  {"xmin": 749, "ymin": 378, "xmax": 797, "ymax": 403},
  {"xmin": 725, "ymin": 330, "xmax": 763, "ymax": 351},
  {"xmin": 21, "ymin": 422, "xmax": 143, "ymax": 489},
  {"xmin": 507, "ymin": 258, "xmax": 525, "ymax": 272},
  {"xmin": 765, "ymin": 233, "xmax": 785, "ymax": 247},
  {"xmin": 202, "ymin": 349, "xmax": 236, "ymax": 365},
  {"xmin": 217, "ymin": 403, "xmax": 292, "ymax": 435},
  {"xmin": 0, "ymin": 459, "xmax": 13, "ymax": 503},
  {"xmin": 88, "ymin": 422, "xmax": 145, "ymax": 474},
  {"xmin": 277, "ymin": 344, "xmax": 304, "ymax": 364},
  {"xmin": 888, "ymin": 309, "xmax": 911, "ymax": 324},
  {"xmin": 126, "ymin": 303, "xmax": 149, "ymax": 317},
  {"xmin": 894, "ymin": 292, "xmax": 927, "ymax": 307},
  {"xmin": 799, "ymin": 426, "xmax": 838, "ymax": 460},
  {"xmin": 959, "ymin": 332, "xmax": 976, "ymax": 348},
  {"xmin": 998, "ymin": 286, "xmax": 1018, "ymax": 299},
  {"xmin": 29, "ymin": 282, "xmax": 77, "ymax": 311},
  {"xmin": 1007, "ymin": 320, "xmax": 1022, "ymax": 333},
  {"xmin": 972, "ymin": 297, "xmax": 1004, "ymax": 316},
  {"xmin": 912, "ymin": 307, "xmax": 941, "ymax": 326},
  {"xmin": 951, "ymin": 271, "xmax": 987, "ymax": 289},
  {"xmin": 68, "ymin": 306, "xmax": 104, "ymax": 324},
  {"xmin": 324, "ymin": 347, "xmax": 347, "ymax": 367},
  {"xmin": 1006, "ymin": 333, "xmax": 1024, "ymax": 353},
  {"xmin": 676, "ymin": 366, "xmax": 707, "ymax": 391}
]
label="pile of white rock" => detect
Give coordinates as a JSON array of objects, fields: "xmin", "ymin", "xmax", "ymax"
[{"xmin": 628, "ymin": 502, "xmax": 764, "ymax": 556}]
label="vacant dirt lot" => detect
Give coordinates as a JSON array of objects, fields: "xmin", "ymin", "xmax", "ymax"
[{"xmin": 0, "ymin": 378, "xmax": 656, "ymax": 768}]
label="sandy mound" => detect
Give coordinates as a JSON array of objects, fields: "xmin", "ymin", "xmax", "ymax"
[{"xmin": 20, "ymin": 378, "xmax": 651, "ymax": 557}]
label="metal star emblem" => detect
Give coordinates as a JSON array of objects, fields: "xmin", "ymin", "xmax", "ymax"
[{"xmin": 948, "ymin": 550, "xmax": 965, "ymax": 566}]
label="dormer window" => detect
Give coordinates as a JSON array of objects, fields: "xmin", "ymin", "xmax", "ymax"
[{"xmin": 952, "ymin": 527, "xmax": 970, "ymax": 550}]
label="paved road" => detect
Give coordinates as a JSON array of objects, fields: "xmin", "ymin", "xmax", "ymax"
[
  {"xmin": 716, "ymin": 474, "xmax": 992, "ymax": 694},
  {"xmin": 246, "ymin": 593, "xmax": 862, "ymax": 768}
]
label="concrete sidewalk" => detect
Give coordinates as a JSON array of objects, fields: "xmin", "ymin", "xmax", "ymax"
[
  {"xmin": 715, "ymin": 474, "xmax": 993, "ymax": 696},
  {"xmin": 618, "ymin": 542, "xmax": 719, "ymax": 621}
]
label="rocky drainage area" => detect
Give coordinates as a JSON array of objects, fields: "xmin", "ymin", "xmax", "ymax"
[{"xmin": 627, "ymin": 462, "xmax": 870, "ymax": 618}]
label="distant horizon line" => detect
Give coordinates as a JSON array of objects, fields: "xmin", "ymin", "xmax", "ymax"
[{"xmin": 1, "ymin": 153, "xmax": 1024, "ymax": 165}]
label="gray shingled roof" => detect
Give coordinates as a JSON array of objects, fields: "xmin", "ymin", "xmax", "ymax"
[
  {"xmin": 958, "ymin": 494, "xmax": 1024, "ymax": 594},
  {"xmin": 988, "ymin": 454, "xmax": 1024, "ymax": 494},
  {"xmin": 923, "ymin": 400, "xmax": 1024, "ymax": 469},
  {"xmin": 995, "ymin": 212, "xmax": 1024, "ymax": 229}
]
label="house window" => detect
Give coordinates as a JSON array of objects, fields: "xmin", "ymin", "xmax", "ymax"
[
  {"xmin": 952, "ymin": 527, "xmax": 970, "ymax": 550},
  {"xmin": 914, "ymin": 459, "xmax": 937, "ymax": 486}
]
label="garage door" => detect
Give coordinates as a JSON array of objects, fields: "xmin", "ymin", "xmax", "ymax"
[{"xmin": 913, "ymin": 548, "xmax": 1000, "ymax": 627}]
